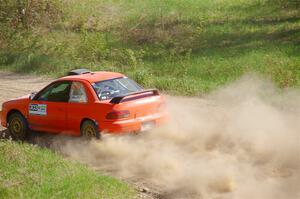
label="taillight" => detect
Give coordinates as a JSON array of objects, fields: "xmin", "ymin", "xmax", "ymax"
[{"xmin": 106, "ymin": 110, "xmax": 130, "ymax": 120}]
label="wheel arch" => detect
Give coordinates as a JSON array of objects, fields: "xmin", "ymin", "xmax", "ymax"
[
  {"xmin": 6, "ymin": 109, "xmax": 24, "ymax": 122},
  {"xmin": 80, "ymin": 118, "xmax": 100, "ymax": 131}
]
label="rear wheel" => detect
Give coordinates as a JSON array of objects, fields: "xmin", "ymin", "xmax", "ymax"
[
  {"xmin": 8, "ymin": 112, "xmax": 29, "ymax": 140},
  {"xmin": 80, "ymin": 120, "xmax": 100, "ymax": 139}
]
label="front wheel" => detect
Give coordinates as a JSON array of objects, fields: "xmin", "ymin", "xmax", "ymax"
[
  {"xmin": 80, "ymin": 120, "xmax": 100, "ymax": 139},
  {"xmin": 8, "ymin": 112, "xmax": 29, "ymax": 140}
]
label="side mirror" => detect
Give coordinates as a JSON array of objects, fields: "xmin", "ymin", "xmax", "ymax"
[{"xmin": 29, "ymin": 92, "xmax": 37, "ymax": 100}]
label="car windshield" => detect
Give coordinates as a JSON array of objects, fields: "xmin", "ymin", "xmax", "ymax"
[{"xmin": 92, "ymin": 77, "xmax": 143, "ymax": 101}]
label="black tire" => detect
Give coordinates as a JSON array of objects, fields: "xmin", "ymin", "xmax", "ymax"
[
  {"xmin": 80, "ymin": 120, "xmax": 100, "ymax": 139},
  {"xmin": 8, "ymin": 112, "xmax": 29, "ymax": 140}
]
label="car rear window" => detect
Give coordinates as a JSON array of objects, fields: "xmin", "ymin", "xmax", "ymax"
[{"xmin": 92, "ymin": 77, "xmax": 143, "ymax": 101}]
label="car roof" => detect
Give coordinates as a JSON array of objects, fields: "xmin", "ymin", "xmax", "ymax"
[{"xmin": 59, "ymin": 71, "xmax": 125, "ymax": 83}]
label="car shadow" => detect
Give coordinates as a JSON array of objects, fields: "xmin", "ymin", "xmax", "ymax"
[
  {"xmin": 0, "ymin": 129, "xmax": 10, "ymax": 139},
  {"xmin": 0, "ymin": 128, "xmax": 91, "ymax": 152},
  {"xmin": 0, "ymin": 128, "xmax": 57, "ymax": 148}
]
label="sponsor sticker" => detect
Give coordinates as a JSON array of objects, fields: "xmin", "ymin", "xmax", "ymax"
[{"xmin": 29, "ymin": 104, "xmax": 47, "ymax": 116}]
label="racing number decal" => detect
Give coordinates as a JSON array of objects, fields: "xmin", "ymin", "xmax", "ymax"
[{"xmin": 29, "ymin": 104, "xmax": 47, "ymax": 116}]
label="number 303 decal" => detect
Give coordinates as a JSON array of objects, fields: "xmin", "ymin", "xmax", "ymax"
[{"xmin": 29, "ymin": 104, "xmax": 47, "ymax": 116}]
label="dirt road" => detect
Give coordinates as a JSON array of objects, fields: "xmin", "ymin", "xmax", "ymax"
[
  {"xmin": 0, "ymin": 71, "xmax": 50, "ymax": 105},
  {"xmin": 0, "ymin": 71, "xmax": 50, "ymax": 130},
  {"xmin": 0, "ymin": 71, "xmax": 299, "ymax": 199}
]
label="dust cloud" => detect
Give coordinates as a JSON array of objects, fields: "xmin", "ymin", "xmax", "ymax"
[{"xmin": 53, "ymin": 75, "xmax": 300, "ymax": 199}]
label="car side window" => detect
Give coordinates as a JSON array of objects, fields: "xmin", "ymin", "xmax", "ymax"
[
  {"xmin": 36, "ymin": 82, "xmax": 71, "ymax": 102},
  {"xmin": 69, "ymin": 82, "xmax": 87, "ymax": 103}
]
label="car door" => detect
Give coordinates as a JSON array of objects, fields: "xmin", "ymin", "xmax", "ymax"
[
  {"xmin": 66, "ymin": 81, "xmax": 90, "ymax": 135},
  {"xmin": 28, "ymin": 81, "xmax": 71, "ymax": 133}
]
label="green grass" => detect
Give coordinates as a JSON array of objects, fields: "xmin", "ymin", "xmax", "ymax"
[
  {"xmin": 0, "ymin": 140, "xmax": 135, "ymax": 199},
  {"xmin": 0, "ymin": 0, "xmax": 299, "ymax": 95}
]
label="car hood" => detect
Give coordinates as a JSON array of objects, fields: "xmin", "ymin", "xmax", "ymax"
[
  {"xmin": 11, "ymin": 94, "xmax": 30, "ymax": 101},
  {"xmin": 13, "ymin": 94, "xmax": 30, "ymax": 100},
  {"xmin": 2, "ymin": 94, "xmax": 30, "ymax": 106}
]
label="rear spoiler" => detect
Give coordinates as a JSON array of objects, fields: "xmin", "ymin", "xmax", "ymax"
[{"xmin": 110, "ymin": 89, "xmax": 159, "ymax": 104}]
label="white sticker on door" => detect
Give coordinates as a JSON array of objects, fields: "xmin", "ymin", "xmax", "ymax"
[{"xmin": 29, "ymin": 104, "xmax": 47, "ymax": 116}]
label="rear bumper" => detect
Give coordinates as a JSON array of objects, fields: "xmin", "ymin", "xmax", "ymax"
[{"xmin": 101, "ymin": 112, "xmax": 168, "ymax": 133}]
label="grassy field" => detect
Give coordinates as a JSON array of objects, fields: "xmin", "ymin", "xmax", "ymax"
[
  {"xmin": 0, "ymin": 0, "xmax": 299, "ymax": 95},
  {"xmin": 0, "ymin": 140, "xmax": 135, "ymax": 198}
]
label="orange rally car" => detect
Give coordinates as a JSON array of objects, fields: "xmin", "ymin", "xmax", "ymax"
[{"xmin": 0, "ymin": 69, "xmax": 167, "ymax": 140}]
